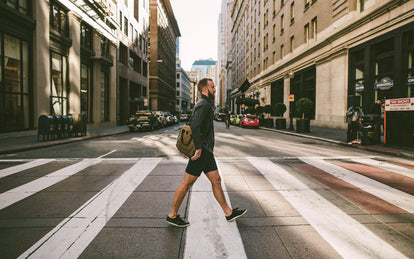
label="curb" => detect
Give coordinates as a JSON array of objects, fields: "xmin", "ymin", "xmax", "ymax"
[
  {"xmin": 259, "ymin": 127, "xmax": 414, "ymax": 160},
  {"xmin": 0, "ymin": 130, "xmax": 129, "ymax": 155}
]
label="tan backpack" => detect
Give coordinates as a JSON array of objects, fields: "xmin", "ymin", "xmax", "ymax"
[{"xmin": 176, "ymin": 124, "xmax": 195, "ymax": 157}]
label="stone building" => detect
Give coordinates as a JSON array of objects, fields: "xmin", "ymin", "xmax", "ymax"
[
  {"xmin": 148, "ymin": 0, "xmax": 180, "ymax": 112},
  {"xmin": 118, "ymin": 0, "xmax": 150, "ymax": 124},
  {"xmin": 229, "ymin": 0, "xmax": 414, "ymax": 129}
]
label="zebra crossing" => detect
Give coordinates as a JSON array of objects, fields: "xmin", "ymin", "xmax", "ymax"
[{"xmin": 0, "ymin": 156, "xmax": 413, "ymax": 258}]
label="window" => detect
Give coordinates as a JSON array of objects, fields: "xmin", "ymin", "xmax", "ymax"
[
  {"xmin": 81, "ymin": 63, "xmax": 92, "ymax": 122},
  {"xmin": 101, "ymin": 66, "xmax": 110, "ymax": 121},
  {"xmin": 304, "ymin": 23, "xmax": 309, "ymax": 44},
  {"xmin": 50, "ymin": 1, "xmax": 68, "ymax": 36},
  {"xmin": 119, "ymin": 11, "xmax": 123, "ymax": 31},
  {"xmin": 124, "ymin": 17, "xmax": 128, "ymax": 36},
  {"xmin": 50, "ymin": 52, "xmax": 68, "ymax": 116},
  {"xmin": 359, "ymin": 0, "xmax": 365, "ymax": 12},
  {"xmin": 1, "ymin": 34, "xmax": 31, "ymax": 132},
  {"xmin": 176, "ymin": 91, "xmax": 180, "ymax": 96},
  {"xmin": 81, "ymin": 22, "xmax": 93, "ymax": 50},
  {"xmin": 305, "ymin": 0, "xmax": 310, "ymax": 9},
  {"xmin": 5, "ymin": 0, "xmax": 29, "ymax": 14},
  {"xmin": 134, "ymin": 0, "xmax": 139, "ymax": 20},
  {"xmin": 290, "ymin": 2, "xmax": 295, "ymax": 23},
  {"xmin": 273, "ymin": 24, "xmax": 276, "ymax": 42},
  {"xmin": 272, "ymin": 51, "xmax": 276, "ymax": 64},
  {"xmin": 280, "ymin": 44, "xmax": 284, "ymax": 58},
  {"xmin": 280, "ymin": 14, "xmax": 284, "ymax": 34},
  {"xmin": 176, "ymin": 82, "xmax": 180, "ymax": 88},
  {"xmin": 290, "ymin": 36, "xmax": 295, "ymax": 52},
  {"xmin": 311, "ymin": 17, "xmax": 317, "ymax": 40},
  {"xmin": 258, "ymin": 43, "xmax": 261, "ymax": 57},
  {"xmin": 273, "ymin": 0, "xmax": 276, "ymax": 15}
]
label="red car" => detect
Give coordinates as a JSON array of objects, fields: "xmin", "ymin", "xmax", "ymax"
[{"xmin": 240, "ymin": 114, "xmax": 259, "ymax": 128}]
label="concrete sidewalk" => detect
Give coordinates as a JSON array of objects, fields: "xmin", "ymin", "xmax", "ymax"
[
  {"xmin": 0, "ymin": 125, "xmax": 129, "ymax": 155},
  {"xmin": 0, "ymin": 124, "xmax": 413, "ymax": 159},
  {"xmin": 260, "ymin": 124, "xmax": 414, "ymax": 160}
]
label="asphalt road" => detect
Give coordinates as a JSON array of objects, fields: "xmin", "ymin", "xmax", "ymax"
[{"xmin": 0, "ymin": 122, "xmax": 413, "ymax": 258}]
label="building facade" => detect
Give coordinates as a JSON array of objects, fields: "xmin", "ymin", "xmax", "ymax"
[
  {"xmin": 186, "ymin": 70, "xmax": 199, "ymax": 107},
  {"xmin": 176, "ymin": 66, "xmax": 191, "ymax": 113},
  {"xmin": 0, "ymin": 0, "xmax": 119, "ymax": 133},
  {"xmin": 229, "ymin": 0, "xmax": 414, "ymax": 129},
  {"xmin": 148, "ymin": 0, "xmax": 180, "ymax": 112},
  {"xmin": 117, "ymin": 0, "xmax": 150, "ymax": 125}
]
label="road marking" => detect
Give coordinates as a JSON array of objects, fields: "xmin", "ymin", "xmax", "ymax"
[
  {"xmin": 18, "ymin": 158, "xmax": 161, "ymax": 259},
  {"xmin": 351, "ymin": 158, "xmax": 414, "ymax": 179},
  {"xmin": 97, "ymin": 150, "xmax": 117, "ymax": 158},
  {"xmin": 184, "ymin": 160, "xmax": 247, "ymax": 259},
  {"xmin": 301, "ymin": 157, "xmax": 414, "ymax": 213},
  {"xmin": 0, "ymin": 159, "xmax": 54, "ymax": 179},
  {"xmin": 248, "ymin": 157, "xmax": 408, "ymax": 259},
  {"xmin": 0, "ymin": 159, "xmax": 102, "ymax": 210}
]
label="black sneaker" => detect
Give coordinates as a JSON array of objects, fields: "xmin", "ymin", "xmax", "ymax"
[
  {"xmin": 226, "ymin": 207, "xmax": 247, "ymax": 222},
  {"xmin": 166, "ymin": 215, "xmax": 190, "ymax": 227}
]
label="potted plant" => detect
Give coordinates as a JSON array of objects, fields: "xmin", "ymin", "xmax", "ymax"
[
  {"xmin": 273, "ymin": 102, "xmax": 287, "ymax": 129},
  {"xmin": 263, "ymin": 105, "xmax": 274, "ymax": 127},
  {"xmin": 295, "ymin": 97, "xmax": 313, "ymax": 133}
]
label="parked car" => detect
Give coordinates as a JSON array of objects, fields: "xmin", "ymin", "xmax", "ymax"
[
  {"xmin": 240, "ymin": 114, "xmax": 259, "ymax": 128},
  {"xmin": 179, "ymin": 113, "xmax": 190, "ymax": 122},
  {"xmin": 164, "ymin": 112, "xmax": 174, "ymax": 125},
  {"xmin": 154, "ymin": 111, "xmax": 167, "ymax": 127},
  {"xmin": 127, "ymin": 111, "xmax": 159, "ymax": 132},
  {"xmin": 215, "ymin": 113, "xmax": 226, "ymax": 121},
  {"xmin": 232, "ymin": 114, "xmax": 242, "ymax": 126},
  {"xmin": 172, "ymin": 115, "xmax": 179, "ymax": 124}
]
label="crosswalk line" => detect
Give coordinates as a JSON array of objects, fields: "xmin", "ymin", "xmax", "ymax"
[
  {"xmin": 351, "ymin": 158, "xmax": 414, "ymax": 179},
  {"xmin": 301, "ymin": 157, "xmax": 414, "ymax": 213},
  {"xmin": 248, "ymin": 157, "xmax": 408, "ymax": 259},
  {"xmin": 0, "ymin": 159, "xmax": 102, "ymax": 210},
  {"xmin": 18, "ymin": 158, "xmax": 161, "ymax": 259},
  {"xmin": 184, "ymin": 160, "xmax": 247, "ymax": 259},
  {"xmin": 0, "ymin": 159, "xmax": 54, "ymax": 179}
]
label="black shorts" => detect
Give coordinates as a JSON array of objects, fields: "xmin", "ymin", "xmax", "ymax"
[{"xmin": 185, "ymin": 149, "xmax": 218, "ymax": 177}]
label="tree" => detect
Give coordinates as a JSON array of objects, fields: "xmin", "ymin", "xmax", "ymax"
[
  {"xmin": 273, "ymin": 103, "xmax": 287, "ymax": 117},
  {"xmin": 296, "ymin": 98, "xmax": 313, "ymax": 119}
]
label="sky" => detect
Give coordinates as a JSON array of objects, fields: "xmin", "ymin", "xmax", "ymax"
[{"xmin": 171, "ymin": 0, "xmax": 221, "ymax": 71}]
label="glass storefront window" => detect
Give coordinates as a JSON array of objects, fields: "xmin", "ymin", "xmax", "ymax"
[
  {"xmin": 101, "ymin": 67, "xmax": 110, "ymax": 121},
  {"xmin": 0, "ymin": 33, "xmax": 30, "ymax": 132},
  {"xmin": 81, "ymin": 63, "xmax": 92, "ymax": 121},
  {"xmin": 374, "ymin": 38, "xmax": 394, "ymax": 101},
  {"xmin": 50, "ymin": 52, "xmax": 68, "ymax": 115},
  {"xmin": 409, "ymin": 51, "xmax": 414, "ymax": 97}
]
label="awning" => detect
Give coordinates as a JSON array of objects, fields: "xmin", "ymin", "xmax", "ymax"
[
  {"xmin": 236, "ymin": 97, "xmax": 260, "ymax": 106},
  {"xmin": 239, "ymin": 78, "xmax": 251, "ymax": 93}
]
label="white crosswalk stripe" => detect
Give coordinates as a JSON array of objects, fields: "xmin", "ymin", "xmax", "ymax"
[
  {"xmin": 351, "ymin": 158, "xmax": 414, "ymax": 179},
  {"xmin": 248, "ymin": 157, "xmax": 408, "ymax": 259},
  {"xmin": 0, "ymin": 159, "xmax": 102, "ymax": 210},
  {"xmin": 18, "ymin": 158, "xmax": 161, "ymax": 259},
  {"xmin": 300, "ymin": 157, "xmax": 414, "ymax": 213},
  {"xmin": 0, "ymin": 159, "xmax": 54, "ymax": 179},
  {"xmin": 0, "ymin": 156, "xmax": 412, "ymax": 258},
  {"xmin": 184, "ymin": 160, "xmax": 247, "ymax": 259}
]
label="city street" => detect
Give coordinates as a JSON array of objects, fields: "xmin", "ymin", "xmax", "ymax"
[{"xmin": 0, "ymin": 121, "xmax": 413, "ymax": 258}]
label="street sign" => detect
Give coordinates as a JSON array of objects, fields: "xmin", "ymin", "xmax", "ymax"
[
  {"xmin": 288, "ymin": 94, "xmax": 294, "ymax": 102},
  {"xmin": 385, "ymin": 97, "xmax": 414, "ymax": 111}
]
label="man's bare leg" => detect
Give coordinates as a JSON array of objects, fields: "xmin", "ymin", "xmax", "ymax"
[
  {"xmin": 168, "ymin": 172, "xmax": 198, "ymax": 218},
  {"xmin": 205, "ymin": 170, "xmax": 232, "ymax": 216}
]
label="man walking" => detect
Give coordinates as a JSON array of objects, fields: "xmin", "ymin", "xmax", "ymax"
[{"xmin": 167, "ymin": 78, "xmax": 247, "ymax": 227}]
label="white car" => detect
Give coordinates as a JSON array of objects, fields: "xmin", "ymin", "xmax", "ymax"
[{"xmin": 153, "ymin": 111, "xmax": 167, "ymax": 127}]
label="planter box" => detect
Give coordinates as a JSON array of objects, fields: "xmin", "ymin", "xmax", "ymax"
[
  {"xmin": 275, "ymin": 118, "xmax": 286, "ymax": 129},
  {"xmin": 265, "ymin": 118, "xmax": 274, "ymax": 128},
  {"xmin": 296, "ymin": 119, "xmax": 310, "ymax": 133}
]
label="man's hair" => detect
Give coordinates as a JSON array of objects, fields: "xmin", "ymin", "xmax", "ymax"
[{"xmin": 197, "ymin": 78, "xmax": 213, "ymax": 93}]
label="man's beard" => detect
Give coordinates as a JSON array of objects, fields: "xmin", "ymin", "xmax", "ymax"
[{"xmin": 208, "ymin": 90, "xmax": 215, "ymax": 100}]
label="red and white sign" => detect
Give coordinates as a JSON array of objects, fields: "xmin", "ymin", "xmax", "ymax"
[
  {"xmin": 288, "ymin": 94, "xmax": 294, "ymax": 102},
  {"xmin": 385, "ymin": 98, "xmax": 414, "ymax": 111}
]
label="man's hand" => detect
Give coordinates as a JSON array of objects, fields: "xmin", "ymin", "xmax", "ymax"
[{"xmin": 191, "ymin": 149, "xmax": 202, "ymax": 160}]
